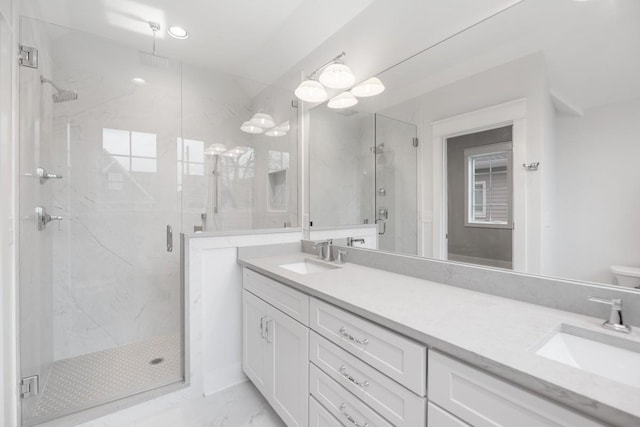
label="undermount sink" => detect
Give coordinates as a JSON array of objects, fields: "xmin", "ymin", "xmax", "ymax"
[
  {"xmin": 279, "ymin": 258, "xmax": 340, "ymax": 275},
  {"xmin": 534, "ymin": 324, "xmax": 640, "ymax": 388}
]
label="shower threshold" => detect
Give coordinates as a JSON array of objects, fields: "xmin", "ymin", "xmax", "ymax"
[{"xmin": 24, "ymin": 334, "xmax": 183, "ymax": 426}]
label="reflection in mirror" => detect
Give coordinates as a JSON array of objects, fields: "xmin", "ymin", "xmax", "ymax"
[{"xmin": 309, "ymin": 0, "xmax": 640, "ymax": 288}]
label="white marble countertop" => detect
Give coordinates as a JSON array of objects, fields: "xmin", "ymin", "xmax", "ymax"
[{"xmin": 240, "ymin": 253, "xmax": 640, "ymax": 427}]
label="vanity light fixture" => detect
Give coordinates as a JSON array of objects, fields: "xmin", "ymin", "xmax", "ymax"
[
  {"xmin": 240, "ymin": 121, "xmax": 264, "ymax": 134},
  {"xmin": 294, "ymin": 79, "xmax": 328, "ymax": 103},
  {"xmin": 327, "ymin": 91, "xmax": 358, "ymax": 109},
  {"xmin": 319, "ymin": 63, "xmax": 355, "ymax": 89},
  {"xmin": 351, "ymin": 77, "xmax": 385, "ymax": 97},
  {"xmin": 250, "ymin": 113, "xmax": 275, "ymax": 129},
  {"xmin": 167, "ymin": 26, "xmax": 189, "ymax": 39},
  {"xmin": 295, "ymin": 52, "xmax": 353, "ymax": 102},
  {"xmin": 295, "ymin": 51, "xmax": 385, "ymax": 104}
]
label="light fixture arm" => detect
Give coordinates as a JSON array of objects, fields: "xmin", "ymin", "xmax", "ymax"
[{"xmin": 307, "ymin": 51, "xmax": 346, "ymax": 79}]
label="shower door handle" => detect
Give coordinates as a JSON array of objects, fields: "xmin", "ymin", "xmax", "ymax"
[{"xmin": 166, "ymin": 225, "xmax": 173, "ymax": 252}]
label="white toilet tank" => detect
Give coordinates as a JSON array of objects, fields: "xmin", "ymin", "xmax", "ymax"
[{"xmin": 611, "ymin": 265, "xmax": 640, "ymax": 288}]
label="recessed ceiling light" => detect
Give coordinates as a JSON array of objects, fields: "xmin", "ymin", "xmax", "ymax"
[
  {"xmin": 168, "ymin": 26, "xmax": 189, "ymax": 40},
  {"xmin": 131, "ymin": 77, "xmax": 147, "ymax": 85}
]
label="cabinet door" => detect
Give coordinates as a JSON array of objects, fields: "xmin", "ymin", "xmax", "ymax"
[
  {"xmin": 266, "ymin": 302, "xmax": 309, "ymax": 427},
  {"xmin": 242, "ymin": 290, "xmax": 269, "ymax": 395}
]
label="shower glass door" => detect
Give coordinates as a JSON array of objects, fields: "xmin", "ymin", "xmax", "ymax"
[
  {"xmin": 374, "ymin": 114, "xmax": 418, "ymax": 255},
  {"xmin": 18, "ymin": 18, "xmax": 184, "ymax": 426}
]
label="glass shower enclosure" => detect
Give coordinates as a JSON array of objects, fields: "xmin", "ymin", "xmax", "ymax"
[
  {"xmin": 18, "ymin": 18, "xmax": 185, "ymax": 425},
  {"xmin": 374, "ymin": 114, "xmax": 418, "ymax": 255}
]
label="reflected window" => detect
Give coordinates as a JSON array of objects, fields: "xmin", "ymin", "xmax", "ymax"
[
  {"xmin": 177, "ymin": 138, "xmax": 205, "ymax": 176},
  {"xmin": 464, "ymin": 142, "xmax": 512, "ymax": 228},
  {"xmin": 177, "ymin": 138, "xmax": 205, "ymax": 192},
  {"xmin": 103, "ymin": 128, "xmax": 157, "ymax": 172},
  {"xmin": 268, "ymin": 150, "xmax": 290, "ymax": 171}
]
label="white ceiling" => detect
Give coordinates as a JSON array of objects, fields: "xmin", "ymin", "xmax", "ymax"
[
  {"xmin": 21, "ymin": 0, "xmax": 522, "ymax": 89},
  {"xmin": 21, "ymin": 0, "xmax": 636, "ymax": 113}
]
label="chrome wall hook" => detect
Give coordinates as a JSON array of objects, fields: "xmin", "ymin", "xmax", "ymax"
[{"xmin": 522, "ymin": 162, "xmax": 540, "ymax": 171}]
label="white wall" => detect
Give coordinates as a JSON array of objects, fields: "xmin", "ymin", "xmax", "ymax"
[{"xmin": 550, "ymin": 97, "xmax": 640, "ymax": 284}]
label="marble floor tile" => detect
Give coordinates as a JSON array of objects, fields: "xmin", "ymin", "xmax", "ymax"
[{"xmin": 77, "ymin": 381, "xmax": 285, "ymax": 427}]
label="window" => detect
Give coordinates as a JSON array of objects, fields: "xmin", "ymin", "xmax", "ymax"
[
  {"xmin": 103, "ymin": 128, "xmax": 157, "ymax": 172},
  {"xmin": 464, "ymin": 142, "xmax": 512, "ymax": 228}
]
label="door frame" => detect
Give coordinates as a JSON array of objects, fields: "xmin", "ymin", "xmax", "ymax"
[{"xmin": 431, "ymin": 99, "xmax": 527, "ymax": 271}]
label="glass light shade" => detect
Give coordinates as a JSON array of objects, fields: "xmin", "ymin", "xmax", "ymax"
[
  {"xmin": 295, "ymin": 79, "xmax": 328, "ymax": 102},
  {"xmin": 351, "ymin": 77, "xmax": 385, "ymax": 97},
  {"xmin": 240, "ymin": 121, "xmax": 264, "ymax": 134},
  {"xmin": 204, "ymin": 143, "xmax": 227, "ymax": 155},
  {"xmin": 265, "ymin": 129, "xmax": 287, "ymax": 137},
  {"xmin": 318, "ymin": 63, "xmax": 355, "ymax": 89},
  {"xmin": 221, "ymin": 150, "xmax": 240, "ymax": 158},
  {"xmin": 250, "ymin": 113, "xmax": 275, "ymax": 128},
  {"xmin": 278, "ymin": 121, "xmax": 291, "ymax": 132},
  {"xmin": 327, "ymin": 92, "xmax": 359, "ymax": 109}
]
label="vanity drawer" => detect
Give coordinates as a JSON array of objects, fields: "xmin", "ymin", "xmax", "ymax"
[
  {"xmin": 309, "ymin": 396, "xmax": 343, "ymax": 427},
  {"xmin": 428, "ymin": 350, "xmax": 606, "ymax": 427},
  {"xmin": 310, "ymin": 297, "xmax": 426, "ymax": 395},
  {"xmin": 243, "ymin": 268, "xmax": 309, "ymax": 325},
  {"xmin": 310, "ymin": 331, "xmax": 426, "ymax": 427},
  {"xmin": 428, "ymin": 403, "xmax": 471, "ymax": 427},
  {"xmin": 310, "ymin": 364, "xmax": 394, "ymax": 427}
]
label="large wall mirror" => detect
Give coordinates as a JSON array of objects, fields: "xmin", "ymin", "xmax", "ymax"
[{"xmin": 309, "ymin": 0, "xmax": 640, "ymax": 288}]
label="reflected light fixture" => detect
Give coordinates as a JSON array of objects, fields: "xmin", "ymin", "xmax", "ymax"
[
  {"xmin": 204, "ymin": 143, "xmax": 227, "ymax": 155},
  {"xmin": 250, "ymin": 113, "xmax": 275, "ymax": 128},
  {"xmin": 328, "ymin": 92, "xmax": 358, "ymax": 109},
  {"xmin": 351, "ymin": 77, "xmax": 385, "ymax": 97},
  {"xmin": 168, "ymin": 26, "xmax": 189, "ymax": 39},
  {"xmin": 131, "ymin": 77, "xmax": 147, "ymax": 85},
  {"xmin": 240, "ymin": 121, "xmax": 264, "ymax": 134},
  {"xmin": 265, "ymin": 121, "xmax": 290, "ymax": 137}
]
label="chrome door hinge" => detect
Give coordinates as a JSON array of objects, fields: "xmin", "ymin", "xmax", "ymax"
[
  {"xmin": 19, "ymin": 45, "xmax": 38, "ymax": 68},
  {"xmin": 412, "ymin": 137, "xmax": 419, "ymax": 147},
  {"xmin": 20, "ymin": 375, "xmax": 39, "ymax": 398}
]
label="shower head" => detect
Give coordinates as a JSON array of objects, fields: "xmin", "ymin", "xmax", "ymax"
[
  {"xmin": 40, "ymin": 76, "xmax": 78, "ymax": 103},
  {"xmin": 140, "ymin": 21, "xmax": 169, "ymax": 69}
]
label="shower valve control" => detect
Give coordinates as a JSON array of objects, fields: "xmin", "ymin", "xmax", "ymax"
[
  {"xmin": 36, "ymin": 167, "xmax": 63, "ymax": 184},
  {"xmin": 36, "ymin": 206, "xmax": 63, "ymax": 231}
]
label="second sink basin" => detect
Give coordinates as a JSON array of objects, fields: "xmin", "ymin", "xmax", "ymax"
[
  {"xmin": 535, "ymin": 324, "xmax": 640, "ymax": 388},
  {"xmin": 279, "ymin": 258, "xmax": 339, "ymax": 275}
]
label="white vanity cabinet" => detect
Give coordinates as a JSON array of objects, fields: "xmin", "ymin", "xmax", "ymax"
[
  {"xmin": 427, "ymin": 350, "xmax": 607, "ymax": 427},
  {"xmin": 242, "ymin": 270, "xmax": 309, "ymax": 427}
]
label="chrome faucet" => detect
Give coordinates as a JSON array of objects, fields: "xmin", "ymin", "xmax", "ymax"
[
  {"xmin": 313, "ymin": 239, "xmax": 333, "ymax": 262},
  {"xmin": 588, "ymin": 297, "xmax": 632, "ymax": 333},
  {"xmin": 346, "ymin": 237, "xmax": 365, "ymax": 246}
]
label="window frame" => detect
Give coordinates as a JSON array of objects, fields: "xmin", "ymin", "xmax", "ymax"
[{"xmin": 463, "ymin": 141, "xmax": 513, "ymax": 229}]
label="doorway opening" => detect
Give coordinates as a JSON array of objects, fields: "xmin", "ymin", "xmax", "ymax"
[{"xmin": 446, "ymin": 126, "xmax": 513, "ymax": 269}]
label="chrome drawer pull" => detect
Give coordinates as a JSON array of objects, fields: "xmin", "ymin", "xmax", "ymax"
[
  {"xmin": 339, "ymin": 403, "xmax": 369, "ymax": 427},
  {"xmin": 339, "ymin": 327, "xmax": 369, "ymax": 345},
  {"xmin": 339, "ymin": 365, "xmax": 369, "ymax": 388}
]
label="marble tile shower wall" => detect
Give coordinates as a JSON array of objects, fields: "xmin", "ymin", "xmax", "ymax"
[
  {"xmin": 34, "ymin": 24, "xmax": 297, "ymax": 360},
  {"xmin": 310, "ymin": 110, "xmax": 374, "ymax": 226}
]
